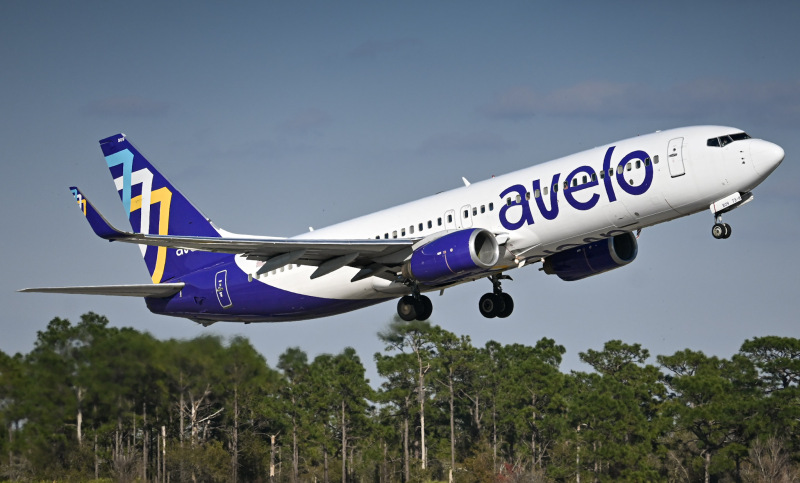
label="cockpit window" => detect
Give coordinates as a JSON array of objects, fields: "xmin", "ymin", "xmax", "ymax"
[
  {"xmin": 707, "ymin": 132, "xmax": 750, "ymax": 148},
  {"xmin": 730, "ymin": 132, "xmax": 751, "ymax": 141}
]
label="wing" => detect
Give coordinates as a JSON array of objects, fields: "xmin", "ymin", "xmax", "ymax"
[
  {"xmin": 71, "ymin": 187, "xmax": 416, "ymax": 281},
  {"xmin": 19, "ymin": 283, "xmax": 185, "ymax": 298}
]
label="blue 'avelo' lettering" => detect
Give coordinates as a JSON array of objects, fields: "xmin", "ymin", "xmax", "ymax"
[
  {"xmin": 498, "ymin": 146, "xmax": 651, "ymax": 231},
  {"xmin": 498, "ymin": 184, "xmax": 534, "ymax": 230},
  {"xmin": 563, "ymin": 165, "xmax": 600, "ymax": 211},
  {"xmin": 616, "ymin": 150, "xmax": 653, "ymax": 196}
]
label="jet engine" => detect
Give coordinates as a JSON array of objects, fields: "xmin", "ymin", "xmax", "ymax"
[
  {"xmin": 542, "ymin": 232, "xmax": 638, "ymax": 281},
  {"xmin": 402, "ymin": 228, "xmax": 499, "ymax": 284}
]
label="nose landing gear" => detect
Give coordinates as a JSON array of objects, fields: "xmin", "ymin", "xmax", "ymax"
[
  {"xmin": 712, "ymin": 214, "xmax": 732, "ymax": 240},
  {"xmin": 479, "ymin": 274, "xmax": 514, "ymax": 319}
]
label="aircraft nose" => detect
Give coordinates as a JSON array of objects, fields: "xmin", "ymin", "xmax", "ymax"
[{"xmin": 750, "ymin": 139, "xmax": 784, "ymax": 177}]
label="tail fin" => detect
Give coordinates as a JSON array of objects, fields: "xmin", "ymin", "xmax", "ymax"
[{"xmin": 99, "ymin": 134, "xmax": 228, "ymax": 283}]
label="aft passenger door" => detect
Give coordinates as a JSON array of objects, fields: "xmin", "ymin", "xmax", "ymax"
[
  {"xmin": 215, "ymin": 270, "xmax": 233, "ymax": 309},
  {"xmin": 668, "ymin": 137, "xmax": 686, "ymax": 177}
]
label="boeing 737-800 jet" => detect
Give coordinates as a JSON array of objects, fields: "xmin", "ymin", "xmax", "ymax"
[{"xmin": 22, "ymin": 126, "xmax": 784, "ymax": 324}]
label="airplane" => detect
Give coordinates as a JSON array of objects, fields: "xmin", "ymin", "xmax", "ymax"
[{"xmin": 21, "ymin": 127, "xmax": 784, "ymax": 325}]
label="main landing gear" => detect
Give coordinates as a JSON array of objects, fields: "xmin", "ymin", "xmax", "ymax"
[
  {"xmin": 479, "ymin": 274, "xmax": 514, "ymax": 319},
  {"xmin": 711, "ymin": 214, "xmax": 732, "ymax": 240},
  {"xmin": 397, "ymin": 287, "xmax": 433, "ymax": 322},
  {"xmin": 396, "ymin": 274, "xmax": 515, "ymax": 321}
]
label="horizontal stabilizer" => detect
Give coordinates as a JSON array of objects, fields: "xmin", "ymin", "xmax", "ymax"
[{"xmin": 19, "ymin": 283, "xmax": 185, "ymax": 298}]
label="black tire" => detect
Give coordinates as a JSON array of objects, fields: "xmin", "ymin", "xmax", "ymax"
[
  {"xmin": 722, "ymin": 223, "xmax": 732, "ymax": 239},
  {"xmin": 397, "ymin": 295, "xmax": 417, "ymax": 321},
  {"xmin": 497, "ymin": 293, "xmax": 514, "ymax": 318},
  {"xmin": 416, "ymin": 295, "xmax": 433, "ymax": 321},
  {"xmin": 479, "ymin": 293, "xmax": 504, "ymax": 318},
  {"xmin": 712, "ymin": 223, "xmax": 726, "ymax": 239}
]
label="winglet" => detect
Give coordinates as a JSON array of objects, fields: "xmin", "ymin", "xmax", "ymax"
[{"xmin": 69, "ymin": 187, "xmax": 130, "ymax": 240}]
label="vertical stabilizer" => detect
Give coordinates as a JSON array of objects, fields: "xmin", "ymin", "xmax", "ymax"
[{"xmin": 99, "ymin": 134, "xmax": 228, "ymax": 283}]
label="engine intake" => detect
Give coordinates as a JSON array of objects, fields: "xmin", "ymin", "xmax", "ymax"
[
  {"xmin": 402, "ymin": 229, "xmax": 499, "ymax": 284},
  {"xmin": 543, "ymin": 232, "xmax": 638, "ymax": 281}
]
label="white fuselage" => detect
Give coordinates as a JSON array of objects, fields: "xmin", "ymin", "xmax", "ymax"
[{"xmin": 233, "ymin": 126, "xmax": 783, "ymax": 302}]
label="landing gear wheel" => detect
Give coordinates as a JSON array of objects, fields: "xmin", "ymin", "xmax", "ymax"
[
  {"xmin": 479, "ymin": 293, "xmax": 505, "ymax": 318},
  {"xmin": 415, "ymin": 295, "xmax": 433, "ymax": 321},
  {"xmin": 496, "ymin": 293, "xmax": 514, "ymax": 318},
  {"xmin": 712, "ymin": 223, "xmax": 726, "ymax": 239},
  {"xmin": 722, "ymin": 223, "xmax": 732, "ymax": 239},
  {"xmin": 397, "ymin": 295, "xmax": 417, "ymax": 321}
]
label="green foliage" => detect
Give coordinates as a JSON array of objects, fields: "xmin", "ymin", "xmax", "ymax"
[{"xmin": 2, "ymin": 312, "xmax": 800, "ymax": 481}]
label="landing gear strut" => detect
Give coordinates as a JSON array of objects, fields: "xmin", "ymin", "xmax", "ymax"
[
  {"xmin": 711, "ymin": 214, "xmax": 732, "ymax": 240},
  {"xmin": 479, "ymin": 274, "xmax": 514, "ymax": 319},
  {"xmin": 396, "ymin": 284, "xmax": 433, "ymax": 321}
]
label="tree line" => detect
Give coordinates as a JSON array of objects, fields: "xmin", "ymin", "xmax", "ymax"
[{"xmin": 1, "ymin": 312, "xmax": 799, "ymax": 482}]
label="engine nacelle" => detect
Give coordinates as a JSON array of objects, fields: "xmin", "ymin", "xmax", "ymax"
[
  {"xmin": 402, "ymin": 228, "xmax": 500, "ymax": 284},
  {"xmin": 543, "ymin": 232, "xmax": 638, "ymax": 281}
]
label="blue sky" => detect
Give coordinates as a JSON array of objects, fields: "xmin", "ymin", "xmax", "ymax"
[{"xmin": 2, "ymin": 1, "xmax": 799, "ymax": 380}]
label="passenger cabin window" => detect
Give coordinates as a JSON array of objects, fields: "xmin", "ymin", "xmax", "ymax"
[
  {"xmin": 447, "ymin": 214, "xmax": 453, "ymax": 223},
  {"xmin": 428, "ymin": 220, "xmax": 433, "ymax": 229},
  {"xmin": 543, "ymin": 186, "xmax": 548, "ymax": 196},
  {"xmin": 401, "ymin": 228, "xmax": 406, "ymax": 236},
  {"xmin": 418, "ymin": 223, "xmax": 423, "ymax": 231},
  {"xmin": 463, "ymin": 210, "xmax": 468, "ymax": 219},
  {"xmin": 654, "ymin": 155, "xmax": 659, "ymax": 164},
  {"xmin": 489, "ymin": 202, "xmax": 494, "ymax": 211},
  {"xmin": 392, "ymin": 230, "xmax": 397, "ymax": 238},
  {"xmin": 506, "ymin": 197, "xmax": 512, "ymax": 206},
  {"xmin": 409, "ymin": 226, "xmax": 414, "ymax": 234},
  {"xmin": 438, "ymin": 217, "xmax": 442, "ymax": 226},
  {"xmin": 472, "ymin": 207, "xmax": 477, "ymax": 216},
  {"xmin": 534, "ymin": 188, "xmax": 541, "ymax": 198},
  {"xmin": 636, "ymin": 160, "xmax": 641, "ymax": 169},
  {"xmin": 480, "ymin": 205, "xmax": 485, "ymax": 214},
  {"xmin": 384, "ymin": 233, "xmax": 389, "ymax": 239}
]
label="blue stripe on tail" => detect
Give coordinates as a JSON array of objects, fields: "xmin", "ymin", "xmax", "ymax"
[{"xmin": 99, "ymin": 134, "xmax": 228, "ymax": 283}]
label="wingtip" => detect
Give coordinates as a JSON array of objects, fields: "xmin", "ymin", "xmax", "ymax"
[{"xmin": 68, "ymin": 187, "xmax": 128, "ymax": 240}]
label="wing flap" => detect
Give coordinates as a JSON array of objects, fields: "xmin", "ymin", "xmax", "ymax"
[{"xmin": 19, "ymin": 283, "xmax": 185, "ymax": 298}]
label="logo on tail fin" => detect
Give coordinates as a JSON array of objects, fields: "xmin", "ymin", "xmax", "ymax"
[
  {"xmin": 106, "ymin": 148, "xmax": 173, "ymax": 284},
  {"xmin": 71, "ymin": 188, "xmax": 87, "ymax": 216}
]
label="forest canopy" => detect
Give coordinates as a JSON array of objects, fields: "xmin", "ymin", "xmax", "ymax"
[{"xmin": 1, "ymin": 312, "xmax": 799, "ymax": 482}]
